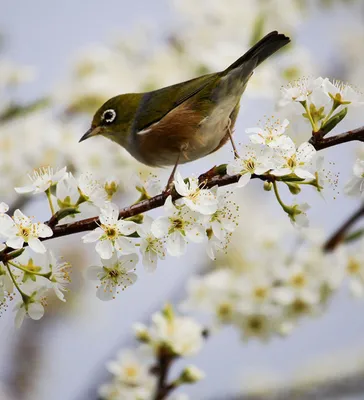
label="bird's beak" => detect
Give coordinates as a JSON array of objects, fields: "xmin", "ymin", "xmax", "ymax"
[{"xmin": 79, "ymin": 126, "xmax": 102, "ymax": 143}]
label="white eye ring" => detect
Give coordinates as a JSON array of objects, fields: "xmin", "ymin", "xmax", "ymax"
[{"xmin": 102, "ymin": 109, "xmax": 116, "ymax": 124}]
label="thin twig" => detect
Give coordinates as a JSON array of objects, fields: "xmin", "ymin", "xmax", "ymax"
[{"xmin": 323, "ymin": 202, "xmax": 364, "ymax": 252}]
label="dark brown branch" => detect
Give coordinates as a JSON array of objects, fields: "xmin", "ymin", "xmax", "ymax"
[
  {"xmin": 309, "ymin": 125, "xmax": 364, "ymax": 150},
  {"xmin": 1, "ymin": 125, "xmax": 364, "ymax": 262},
  {"xmin": 152, "ymin": 348, "xmax": 176, "ymax": 400},
  {"xmin": 323, "ymin": 202, "xmax": 364, "ymax": 252}
]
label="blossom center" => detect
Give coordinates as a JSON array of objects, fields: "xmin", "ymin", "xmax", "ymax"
[
  {"xmin": 290, "ymin": 273, "xmax": 306, "ymax": 288},
  {"xmin": 287, "ymin": 156, "xmax": 297, "ymax": 169},
  {"xmin": 291, "ymin": 298, "xmax": 308, "ymax": 314},
  {"xmin": 125, "ymin": 366, "xmax": 138, "ymax": 379},
  {"xmin": 105, "ymin": 227, "xmax": 118, "ymax": 239},
  {"xmin": 347, "ymin": 258, "xmax": 360, "ymax": 275},
  {"xmin": 253, "ymin": 286, "xmax": 268, "ymax": 299},
  {"xmin": 247, "ymin": 315, "xmax": 264, "ymax": 332},
  {"xmin": 217, "ymin": 303, "xmax": 232, "ymax": 321},
  {"xmin": 244, "ymin": 158, "xmax": 256, "ymax": 172}
]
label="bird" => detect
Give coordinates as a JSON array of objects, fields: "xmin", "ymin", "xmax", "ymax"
[{"xmin": 80, "ymin": 31, "xmax": 290, "ymax": 186}]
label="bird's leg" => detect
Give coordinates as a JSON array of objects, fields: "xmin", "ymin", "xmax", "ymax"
[
  {"xmin": 164, "ymin": 151, "xmax": 182, "ymax": 194},
  {"xmin": 163, "ymin": 143, "xmax": 189, "ymax": 193},
  {"xmin": 227, "ymin": 118, "xmax": 239, "ymax": 158}
]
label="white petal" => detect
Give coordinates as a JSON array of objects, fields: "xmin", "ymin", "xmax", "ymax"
[
  {"xmin": 249, "ymin": 134, "xmax": 265, "ymax": 145},
  {"xmin": 28, "ymin": 302, "xmax": 44, "ymax": 320},
  {"xmin": 28, "ymin": 238, "xmax": 46, "ymax": 253},
  {"xmin": 166, "ymin": 232, "xmax": 186, "ymax": 256},
  {"xmin": 37, "ymin": 224, "xmax": 53, "ymax": 238},
  {"xmin": 122, "ymin": 272, "xmax": 137, "ymax": 286},
  {"xmin": 294, "ymin": 168, "xmax": 315, "ymax": 180},
  {"xmin": 344, "ymin": 177, "xmax": 363, "ymax": 196},
  {"xmin": 163, "ymin": 196, "xmax": 177, "ymax": 216},
  {"xmin": 96, "ymin": 284, "xmax": 115, "ymax": 301},
  {"xmin": 353, "ymin": 160, "xmax": 364, "ymax": 178},
  {"xmin": 87, "ymin": 265, "xmax": 104, "ymax": 280},
  {"xmin": 173, "ymin": 172, "xmax": 189, "ymax": 196},
  {"xmin": 0, "ymin": 202, "xmax": 9, "ymax": 213},
  {"xmin": 115, "ymin": 237, "xmax": 136, "ymax": 254},
  {"xmin": 237, "ymin": 173, "xmax": 251, "ymax": 187},
  {"xmin": 151, "ymin": 217, "xmax": 170, "ymax": 238},
  {"xmin": 82, "ymin": 228, "xmax": 104, "ymax": 243},
  {"xmin": 142, "ymin": 251, "xmax": 158, "ymax": 272},
  {"xmin": 6, "ymin": 236, "xmax": 24, "ymax": 249},
  {"xmin": 119, "ymin": 253, "xmax": 139, "ymax": 270},
  {"xmin": 270, "ymin": 168, "xmax": 292, "ymax": 177},
  {"xmin": 211, "ymin": 221, "xmax": 224, "ymax": 240},
  {"xmin": 14, "ymin": 185, "xmax": 35, "ymax": 194},
  {"xmin": 100, "ymin": 203, "xmax": 119, "ymax": 224},
  {"xmin": 116, "ymin": 220, "xmax": 137, "ymax": 235},
  {"xmin": 296, "ymin": 142, "xmax": 316, "ymax": 163},
  {"xmin": 96, "ymin": 240, "xmax": 114, "ymax": 259},
  {"xmin": 15, "ymin": 306, "xmax": 26, "ymax": 328},
  {"xmin": 185, "ymin": 224, "xmax": 206, "ymax": 243}
]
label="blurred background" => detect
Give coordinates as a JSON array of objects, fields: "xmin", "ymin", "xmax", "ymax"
[{"xmin": 1, "ymin": 0, "xmax": 364, "ymax": 399}]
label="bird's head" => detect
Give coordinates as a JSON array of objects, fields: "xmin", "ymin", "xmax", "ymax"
[{"xmin": 79, "ymin": 94, "xmax": 141, "ymax": 147}]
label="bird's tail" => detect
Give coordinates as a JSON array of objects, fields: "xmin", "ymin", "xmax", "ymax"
[{"xmin": 222, "ymin": 31, "xmax": 290, "ymax": 76}]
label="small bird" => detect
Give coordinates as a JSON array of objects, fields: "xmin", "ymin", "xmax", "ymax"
[{"xmin": 80, "ymin": 31, "xmax": 290, "ymax": 183}]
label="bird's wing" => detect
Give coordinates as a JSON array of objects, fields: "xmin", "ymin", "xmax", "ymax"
[{"xmin": 131, "ymin": 73, "xmax": 217, "ymax": 134}]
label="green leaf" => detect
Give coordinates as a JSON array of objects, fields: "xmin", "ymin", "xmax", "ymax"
[
  {"xmin": 344, "ymin": 229, "xmax": 364, "ymax": 244},
  {"xmin": 321, "ymin": 107, "xmax": 348, "ymax": 134}
]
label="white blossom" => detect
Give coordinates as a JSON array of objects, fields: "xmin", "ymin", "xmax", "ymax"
[
  {"xmin": 78, "ymin": 172, "xmax": 108, "ymax": 206},
  {"xmin": 226, "ymin": 144, "xmax": 273, "ymax": 187},
  {"xmin": 279, "ymin": 77, "xmax": 325, "ymax": 107},
  {"xmin": 174, "ymin": 172, "xmax": 218, "ymax": 215},
  {"xmin": 88, "ymin": 252, "xmax": 138, "ymax": 300},
  {"xmin": 271, "ymin": 139, "xmax": 316, "ymax": 179},
  {"xmin": 82, "ymin": 203, "xmax": 137, "ymax": 259},
  {"xmin": 151, "ymin": 196, "xmax": 206, "ymax": 257},
  {"xmin": 136, "ymin": 216, "xmax": 165, "ymax": 272},
  {"xmin": 14, "ymin": 287, "xmax": 47, "ymax": 328},
  {"xmin": 247, "ymin": 118, "xmax": 291, "ymax": 148},
  {"xmin": 15, "ymin": 166, "xmax": 67, "ymax": 194},
  {"xmin": 322, "ymin": 78, "xmax": 364, "ymax": 106},
  {"xmin": 48, "ymin": 251, "xmax": 71, "ymax": 302},
  {"xmin": 289, "ymin": 202, "xmax": 310, "ymax": 228},
  {"xmin": 56, "ymin": 172, "xmax": 80, "ymax": 206},
  {"xmin": 344, "ymin": 158, "xmax": 364, "ymax": 197},
  {"xmin": 147, "ymin": 309, "xmax": 204, "ymax": 356},
  {"xmin": 3, "ymin": 209, "xmax": 53, "ymax": 253},
  {"xmin": 346, "ymin": 252, "xmax": 364, "ymax": 298}
]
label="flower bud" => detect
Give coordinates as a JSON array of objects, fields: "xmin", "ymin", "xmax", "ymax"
[
  {"xmin": 286, "ymin": 182, "xmax": 301, "ymax": 195},
  {"xmin": 180, "ymin": 365, "xmax": 205, "ymax": 383},
  {"xmin": 264, "ymin": 181, "xmax": 272, "ymax": 191},
  {"xmin": 133, "ymin": 323, "xmax": 150, "ymax": 343}
]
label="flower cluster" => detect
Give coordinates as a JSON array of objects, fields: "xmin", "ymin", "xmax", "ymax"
[
  {"xmin": 83, "ymin": 173, "xmax": 239, "ymax": 300},
  {"xmin": 181, "ymin": 228, "xmax": 360, "ymax": 341},
  {"xmin": 0, "ymin": 216, "xmax": 71, "ymax": 327},
  {"xmin": 99, "ymin": 305, "xmax": 205, "ymax": 400},
  {"xmin": 225, "ymin": 76, "xmax": 362, "ymax": 226}
]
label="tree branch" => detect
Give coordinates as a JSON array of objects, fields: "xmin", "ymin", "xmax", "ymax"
[
  {"xmin": 323, "ymin": 202, "xmax": 364, "ymax": 252},
  {"xmin": 1, "ymin": 125, "xmax": 364, "ymax": 262}
]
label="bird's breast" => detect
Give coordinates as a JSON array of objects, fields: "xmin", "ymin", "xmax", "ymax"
[{"xmin": 128, "ymin": 98, "xmax": 238, "ymax": 167}]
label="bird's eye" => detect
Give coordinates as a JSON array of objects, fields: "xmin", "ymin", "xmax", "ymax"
[{"xmin": 102, "ymin": 109, "xmax": 116, "ymax": 124}]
